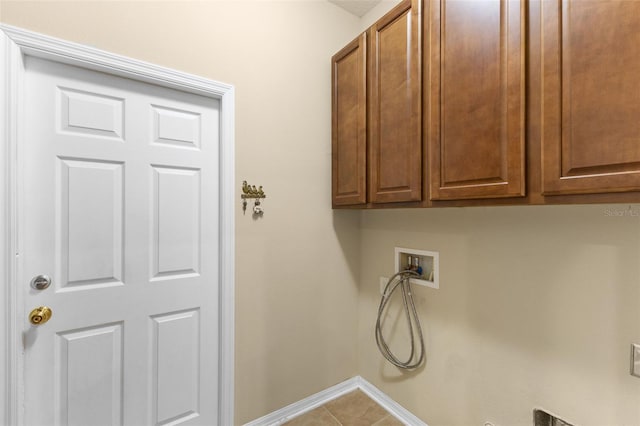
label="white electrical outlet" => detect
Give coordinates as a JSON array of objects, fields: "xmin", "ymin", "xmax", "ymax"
[{"xmin": 631, "ymin": 343, "xmax": 640, "ymax": 378}]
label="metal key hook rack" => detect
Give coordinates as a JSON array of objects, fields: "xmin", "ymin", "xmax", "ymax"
[{"xmin": 241, "ymin": 180, "xmax": 266, "ymax": 216}]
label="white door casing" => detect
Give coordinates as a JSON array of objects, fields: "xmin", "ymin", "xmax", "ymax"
[{"xmin": 0, "ymin": 25, "xmax": 235, "ymax": 425}]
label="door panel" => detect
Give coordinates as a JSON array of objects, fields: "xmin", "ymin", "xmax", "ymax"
[
  {"xmin": 59, "ymin": 88, "xmax": 125, "ymax": 139},
  {"xmin": 332, "ymin": 33, "xmax": 368, "ymax": 206},
  {"xmin": 152, "ymin": 310, "xmax": 200, "ymax": 425},
  {"xmin": 369, "ymin": 0, "xmax": 422, "ymax": 203},
  {"xmin": 57, "ymin": 323, "xmax": 124, "ymax": 426},
  {"xmin": 22, "ymin": 56, "xmax": 219, "ymax": 425},
  {"xmin": 151, "ymin": 166, "xmax": 201, "ymax": 279},
  {"xmin": 59, "ymin": 158, "xmax": 124, "ymax": 288},
  {"xmin": 542, "ymin": 0, "xmax": 640, "ymax": 194},
  {"xmin": 427, "ymin": 0, "xmax": 525, "ymax": 200},
  {"xmin": 152, "ymin": 105, "xmax": 201, "ymax": 149}
]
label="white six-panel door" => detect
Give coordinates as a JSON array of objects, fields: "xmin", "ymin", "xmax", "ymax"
[{"xmin": 21, "ymin": 53, "xmax": 221, "ymax": 425}]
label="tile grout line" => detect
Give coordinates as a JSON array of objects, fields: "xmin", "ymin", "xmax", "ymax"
[
  {"xmin": 372, "ymin": 414, "xmax": 396, "ymax": 426},
  {"xmin": 322, "ymin": 405, "xmax": 344, "ymax": 426}
]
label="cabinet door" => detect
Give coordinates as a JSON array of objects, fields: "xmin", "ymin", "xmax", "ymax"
[
  {"xmin": 427, "ymin": 0, "xmax": 525, "ymax": 200},
  {"xmin": 541, "ymin": 0, "xmax": 640, "ymax": 195},
  {"xmin": 369, "ymin": 0, "xmax": 422, "ymax": 204},
  {"xmin": 332, "ymin": 33, "xmax": 367, "ymax": 206}
]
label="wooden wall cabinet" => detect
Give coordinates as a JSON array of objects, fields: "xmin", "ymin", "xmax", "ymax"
[
  {"xmin": 426, "ymin": 0, "xmax": 526, "ymax": 201},
  {"xmin": 541, "ymin": 0, "xmax": 640, "ymax": 196},
  {"xmin": 331, "ymin": 0, "xmax": 640, "ymax": 208},
  {"xmin": 331, "ymin": 0, "xmax": 422, "ymax": 206}
]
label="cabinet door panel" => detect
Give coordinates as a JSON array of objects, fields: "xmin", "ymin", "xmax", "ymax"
[
  {"xmin": 332, "ymin": 33, "xmax": 367, "ymax": 206},
  {"xmin": 542, "ymin": 0, "xmax": 640, "ymax": 195},
  {"xmin": 370, "ymin": 0, "xmax": 422, "ymax": 204},
  {"xmin": 428, "ymin": 0, "xmax": 525, "ymax": 200}
]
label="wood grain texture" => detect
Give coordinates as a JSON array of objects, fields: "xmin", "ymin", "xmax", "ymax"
[
  {"xmin": 542, "ymin": 0, "xmax": 640, "ymax": 195},
  {"xmin": 338, "ymin": 0, "xmax": 640, "ymax": 209},
  {"xmin": 427, "ymin": 0, "xmax": 525, "ymax": 200},
  {"xmin": 332, "ymin": 33, "xmax": 367, "ymax": 206},
  {"xmin": 369, "ymin": 0, "xmax": 422, "ymax": 204}
]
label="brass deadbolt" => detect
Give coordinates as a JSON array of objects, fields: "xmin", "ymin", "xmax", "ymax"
[{"xmin": 29, "ymin": 306, "xmax": 52, "ymax": 325}]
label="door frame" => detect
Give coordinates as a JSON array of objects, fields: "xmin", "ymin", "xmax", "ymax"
[{"xmin": 0, "ymin": 24, "xmax": 235, "ymax": 425}]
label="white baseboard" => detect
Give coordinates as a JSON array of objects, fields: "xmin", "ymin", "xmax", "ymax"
[{"xmin": 243, "ymin": 376, "xmax": 427, "ymax": 426}]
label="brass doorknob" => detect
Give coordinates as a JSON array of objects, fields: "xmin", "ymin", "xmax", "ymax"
[{"xmin": 29, "ymin": 306, "xmax": 52, "ymax": 325}]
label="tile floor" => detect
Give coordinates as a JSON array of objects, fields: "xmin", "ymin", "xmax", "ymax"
[{"xmin": 283, "ymin": 390, "xmax": 405, "ymax": 426}]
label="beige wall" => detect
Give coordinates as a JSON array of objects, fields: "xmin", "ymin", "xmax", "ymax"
[
  {"xmin": 3, "ymin": 1, "xmax": 640, "ymax": 425},
  {"xmin": 359, "ymin": 0, "xmax": 402, "ymax": 30},
  {"xmin": 0, "ymin": 1, "xmax": 362, "ymax": 423},
  {"xmin": 357, "ymin": 205, "xmax": 640, "ymax": 425}
]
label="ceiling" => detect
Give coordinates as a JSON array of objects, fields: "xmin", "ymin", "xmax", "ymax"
[{"xmin": 328, "ymin": 0, "xmax": 383, "ymax": 17}]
